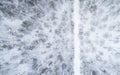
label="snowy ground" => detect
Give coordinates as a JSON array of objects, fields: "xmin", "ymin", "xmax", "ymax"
[
  {"xmin": 0, "ymin": 0, "xmax": 73, "ymax": 75},
  {"xmin": 80, "ymin": 0, "xmax": 120, "ymax": 75},
  {"xmin": 1, "ymin": 0, "xmax": 120, "ymax": 75}
]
